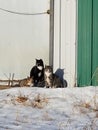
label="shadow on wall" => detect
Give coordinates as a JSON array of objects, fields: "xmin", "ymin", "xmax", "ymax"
[{"xmin": 55, "ymin": 68, "xmax": 67, "ymax": 87}]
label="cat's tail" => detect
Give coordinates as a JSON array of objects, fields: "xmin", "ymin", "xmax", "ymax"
[{"xmin": 63, "ymin": 79, "xmax": 67, "ymax": 87}]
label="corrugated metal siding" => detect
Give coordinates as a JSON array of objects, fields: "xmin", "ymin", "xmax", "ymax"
[
  {"xmin": 92, "ymin": 0, "xmax": 98, "ymax": 85},
  {"xmin": 78, "ymin": 0, "xmax": 98, "ymax": 86},
  {"xmin": 77, "ymin": 0, "xmax": 92, "ymax": 86}
]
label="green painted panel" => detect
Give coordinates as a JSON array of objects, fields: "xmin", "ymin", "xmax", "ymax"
[
  {"xmin": 92, "ymin": 0, "xmax": 98, "ymax": 85},
  {"xmin": 78, "ymin": 0, "xmax": 92, "ymax": 86}
]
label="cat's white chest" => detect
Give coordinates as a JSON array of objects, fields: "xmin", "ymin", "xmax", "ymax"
[
  {"xmin": 38, "ymin": 72, "xmax": 41, "ymax": 77},
  {"xmin": 45, "ymin": 71, "xmax": 51, "ymax": 77},
  {"xmin": 45, "ymin": 71, "xmax": 51, "ymax": 85},
  {"xmin": 37, "ymin": 66, "xmax": 43, "ymax": 70}
]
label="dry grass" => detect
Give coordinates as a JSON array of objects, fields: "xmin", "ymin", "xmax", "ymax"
[
  {"xmin": 95, "ymin": 112, "xmax": 98, "ymax": 118},
  {"xmin": 81, "ymin": 102, "xmax": 91, "ymax": 108},
  {"xmin": 0, "ymin": 85, "xmax": 11, "ymax": 90},
  {"xmin": 73, "ymin": 100, "xmax": 98, "ymax": 114},
  {"xmin": 89, "ymin": 67, "xmax": 98, "ymax": 85},
  {"xmin": 16, "ymin": 96, "xmax": 28, "ymax": 103},
  {"xmin": 31, "ymin": 94, "xmax": 49, "ymax": 109},
  {"xmin": 10, "ymin": 92, "xmax": 49, "ymax": 109}
]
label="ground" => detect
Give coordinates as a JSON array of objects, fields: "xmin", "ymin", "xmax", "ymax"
[{"xmin": 0, "ymin": 86, "xmax": 98, "ymax": 130}]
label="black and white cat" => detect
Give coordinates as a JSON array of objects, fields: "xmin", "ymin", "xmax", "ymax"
[
  {"xmin": 44, "ymin": 65, "xmax": 63, "ymax": 88},
  {"xmin": 30, "ymin": 59, "xmax": 44, "ymax": 86}
]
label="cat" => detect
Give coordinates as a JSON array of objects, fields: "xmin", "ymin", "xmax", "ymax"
[
  {"xmin": 19, "ymin": 77, "xmax": 33, "ymax": 87},
  {"xmin": 44, "ymin": 65, "xmax": 63, "ymax": 88},
  {"xmin": 55, "ymin": 68, "xmax": 67, "ymax": 87},
  {"xmin": 30, "ymin": 59, "xmax": 44, "ymax": 86}
]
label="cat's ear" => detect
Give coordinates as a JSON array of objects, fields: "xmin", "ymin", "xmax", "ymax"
[
  {"xmin": 40, "ymin": 59, "xmax": 43, "ymax": 62},
  {"xmin": 35, "ymin": 59, "xmax": 39, "ymax": 62},
  {"xmin": 27, "ymin": 76, "xmax": 30, "ymax": 79}
]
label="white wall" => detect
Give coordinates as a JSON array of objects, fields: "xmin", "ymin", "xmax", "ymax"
[
  {"xmin": 53, "ymin": 0, "xmax": 76, "ymax": 87},
  {"xmin": 0, "ymin": 0, "xmax": 49, "ymax": 79}
]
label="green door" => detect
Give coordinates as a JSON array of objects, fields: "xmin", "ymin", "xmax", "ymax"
[
  {"xmin": 78, "ymin": 0, "xmax": 98, "ymax": 86},
  {"xmin": 92, "ymin": 0, "xmax": 98, "ymax": 85}
]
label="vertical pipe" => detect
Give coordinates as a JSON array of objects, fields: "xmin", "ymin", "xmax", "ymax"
[
  {"xmin": 49, "ymin": 0, "xmax": 54, "ymax": 66},
  {"xmin": 59, "ymin": 0, "xmax": 61, "ymax": 68}
]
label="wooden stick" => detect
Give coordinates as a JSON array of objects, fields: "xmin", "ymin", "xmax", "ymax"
[
  {"xmin": 11, "ymin": 73, "xmax": 14, "ymax": 86},
  {"xmin": 8, "ymin": 73, "xmax": 11, "ymax": 86}
]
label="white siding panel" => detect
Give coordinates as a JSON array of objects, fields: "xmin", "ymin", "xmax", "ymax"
[
  {"xmin": 0, "ymin": 0, "xmax": 50, "ymax": 79},
  {"xmin": 53, "ymin": 0, "xmax": 76, "ymax": 87},
  {"xmin": 53, "ymin": 0, "xmax": 61, "ymax": 70}
]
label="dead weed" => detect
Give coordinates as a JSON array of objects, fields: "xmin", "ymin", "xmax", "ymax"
[
  {"xmin": 31, "ymin": 94, "xmax": 48, "ymax": 109},
  {"xmin": 11, "ymin": 92, "xmax": 48, "ymax": 109}
]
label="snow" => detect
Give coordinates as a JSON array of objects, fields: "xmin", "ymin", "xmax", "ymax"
[{"xmin": 0, "ymin": 86, "xmax": 98, "ymax": 130}]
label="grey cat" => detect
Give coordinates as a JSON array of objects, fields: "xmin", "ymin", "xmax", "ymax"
[{"xmin": 44, "ymin": 65, "xmax": 63, "ymax": 88}]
